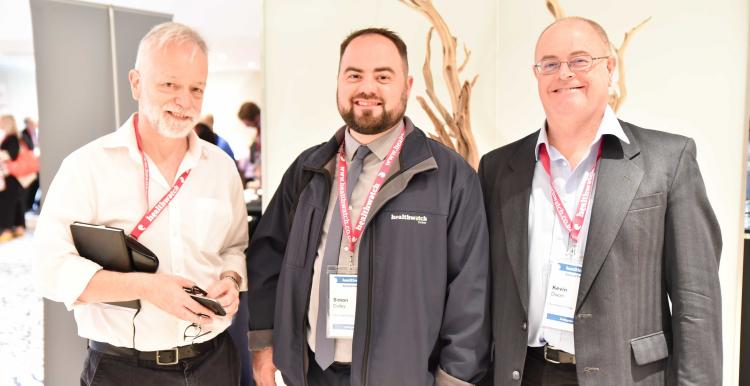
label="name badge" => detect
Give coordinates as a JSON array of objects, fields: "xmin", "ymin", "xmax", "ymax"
[
  {"xmin": 327, "ymin": 274, "xmax": 357, "ymax": 338},
  {"xmin": 541, "ymin": 260, "xmax": 582, "ymax": 333}
]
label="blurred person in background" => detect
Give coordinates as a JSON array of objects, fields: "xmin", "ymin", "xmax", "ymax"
[
  {"xmin": 0, "ymin": 114, "xmax": 27, "ymax": 242},
  {"xmin": 22, "ymin": 117, "xmax": 41, "ymax": 213},
  {"xmin": 237, "ymin": 102, "xmax": 261, "ymax": 188},
  {"xmin": 198, "ymin": 114, "xmax": 235, "ymax": 159}
]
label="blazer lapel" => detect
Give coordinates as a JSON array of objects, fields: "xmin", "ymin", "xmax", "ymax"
[
  {"xmin": 576, "ymin": 128, "xmax": 643, "ymax": 310},
  {"xmin": 499, "ymin": 133, "xmax": 538, "ymax": 314}
]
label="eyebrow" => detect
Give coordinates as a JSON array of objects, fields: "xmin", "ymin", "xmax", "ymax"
[
  {"xmin": 374, "ymin": 67, "xmax": 395, "ymax": 73},
  {"xmin": 540, "ymin": 50, "xmax": 592, "ymax": 61},
  {"xmin": 343, "ymin": 66, "xmax": 363, "ymax": 73}
]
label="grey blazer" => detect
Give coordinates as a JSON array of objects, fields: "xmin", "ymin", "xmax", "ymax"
[{"xmin": 478, "ymin": 120, "xmax": 722, "ymax": 386}]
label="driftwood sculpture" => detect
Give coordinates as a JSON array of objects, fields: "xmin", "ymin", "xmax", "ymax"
[
  {"xmin": 400, "ymin": 0, "xmax": 479, "ymax": 169},
  {"xmin": 546, "ymin": 0, "xmax": 650, "ymax": 112}
]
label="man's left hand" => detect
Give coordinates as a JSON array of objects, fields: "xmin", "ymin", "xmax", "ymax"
[{"xmin": 206, "ymin": 276, "xmax": 240, "ymax": 318}]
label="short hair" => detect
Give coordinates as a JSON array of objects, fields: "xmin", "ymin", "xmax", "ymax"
[
  {"xmin": 0, "ymin": 114, "xmax": 18, "ymax": 136},
  {"xmin": 134, "ymin": 22, "xmax": 208, "ymax": 69},
  {"xmin": 538, "ymin": 16, "xmax": 612, "ymax": 52},
  {"xmin": 237, "ymin": 102, "xmax": 261, "ymax": 122},
  {"xmin": 339, "ymin": 27, "xmax": 408, "ymax": 73}
]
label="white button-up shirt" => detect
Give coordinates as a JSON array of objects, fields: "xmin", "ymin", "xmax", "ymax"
[
  {"xmin": 34, "ymin": 114, "xmax": 248, "ymax": 351},
  {"xmin": 527, "ymin": 106, "xmax": 629, "ymax": 354}
]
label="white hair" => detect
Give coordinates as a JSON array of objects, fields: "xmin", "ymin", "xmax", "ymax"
[{"xmin": 134, "ymin": 22, "xmax": 208, "ymax": 69}]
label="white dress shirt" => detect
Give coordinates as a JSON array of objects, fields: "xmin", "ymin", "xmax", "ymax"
[
  {"xmin": 33, "ymin": 114, "xmax": 248, "ymax": 351},
  {"xmin": 527, "ymin": 106, "xmax": 629, "ymax": 354}
]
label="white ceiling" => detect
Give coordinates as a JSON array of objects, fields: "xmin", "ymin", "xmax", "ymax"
[{"xmin": 0, "ymin": 0, "xmax": 262, "ymax": 72}]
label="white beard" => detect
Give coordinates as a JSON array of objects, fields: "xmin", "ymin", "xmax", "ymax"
[{"xmin": 142, "ymin": 100, "xmax": 196, "ymax": 139}]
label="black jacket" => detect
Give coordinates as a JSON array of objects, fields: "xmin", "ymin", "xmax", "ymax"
[{"xmin": 247, "ymin": 118, "xmax": 490, "ymax": 386}]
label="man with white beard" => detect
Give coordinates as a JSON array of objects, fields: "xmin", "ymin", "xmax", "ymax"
[{"xmin": 34, "ymin": 22, "xmax": 248, "ymax": 385}]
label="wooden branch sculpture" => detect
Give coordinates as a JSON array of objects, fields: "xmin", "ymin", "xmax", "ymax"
[
  {"xmin": 545, "ymin": 0, "xmax": 650, "ymax": 113},
  {"xmin": 400, "ymin": 0, "xmax": 479, "ymax": 169}
]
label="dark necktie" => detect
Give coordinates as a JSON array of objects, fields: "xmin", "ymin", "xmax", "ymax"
[{"xmin": 314, "ymin": 145, "xmax": 371, "ymax": 369}]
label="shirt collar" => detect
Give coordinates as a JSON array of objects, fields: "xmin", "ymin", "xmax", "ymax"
[
  {"xmin": 102, "ymin": 113, "xmax": 207, "ymax": 164},
  {"xmin": 534, "ymin": 105, "xmax": 629, "ymax": 161},
  {"xmin": 344, "ymin": 119, "xmax": 405, "ymax": 162}
]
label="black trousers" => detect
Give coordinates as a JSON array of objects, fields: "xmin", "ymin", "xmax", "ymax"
[
  {"xmin": 301, "ymin": 348, "xmax": 351, "ymax": 386},
  {"xmin": 0, "ymin": 176, "xmax": 23, "ymax": 231},
  {"xmin": 522, "ymin": 347, "xmax": 578, "ymax": 386},
  {"xmin": 81, "ymin": 332, "xmax": 240, "ymax": 386}
]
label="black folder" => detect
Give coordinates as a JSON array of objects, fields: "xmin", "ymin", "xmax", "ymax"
[{"xmin": 70, "ymin": 222, "xmax": 159, "ymax": 308}]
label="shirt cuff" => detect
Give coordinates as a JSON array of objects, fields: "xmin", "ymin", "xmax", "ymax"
[
  {"xmin": 59, "ymin": 257, "xmax": 103, "ymax": 310},
  {"xmin": 221, "ymin": 254, "xmax": 247, "ymax": 291},
  {"xmin": 248, "ymin": 329, "xmax": 273, "ymax": 351},
  {"xmin": 435, "ymin": 367, "xmax": 473, "ymax": 386}
]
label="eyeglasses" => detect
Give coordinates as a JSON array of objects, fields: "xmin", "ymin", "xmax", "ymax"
[
  {"xmin": 534, "ymin": 55, "xmax": 609, "ymax": 75},
  {"xmin": 184, "ymin": 285, "xmax": 207, "ymax": 296},
  {"xmin": 183, "ymin": 323, "xmax": 211, "ymax": 343}
]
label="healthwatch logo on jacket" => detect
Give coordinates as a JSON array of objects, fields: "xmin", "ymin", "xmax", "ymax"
[{"xmin": 390, "ymin": 213, "xmax": 428, "ymax": 225}]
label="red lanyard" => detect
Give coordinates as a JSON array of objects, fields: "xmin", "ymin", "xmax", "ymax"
[
  {"xmin": 337, "ymin": 127, "xmax": 405, "ymax": 256},
  {"xmin": 129, "ymin": 114, "xmax": 192, "ymax": 239},
  {"xmin": 538, "ymin": 142, "xmax": 602, "ymax": 243}
]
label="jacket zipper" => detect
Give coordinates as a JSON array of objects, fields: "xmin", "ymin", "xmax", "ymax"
[
  {"xmin": 360, "ymin": 223, "xmax": 376, "ymax": 386},
  {"xmin": 300, "ymin": 167, "xmax": 330, "ymax": 386}
]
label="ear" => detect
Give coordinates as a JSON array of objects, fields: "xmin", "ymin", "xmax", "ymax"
[
  {"xmin": 128, "ymin": 69, "xmax": 141, "ymax": 100},
  {"xmin": 405, "ymin": 75, "xmax": 414, "ymax": 97},
  {"xmin": 606, "ymin": 56, "xmax": 617, "ymax": 82}
]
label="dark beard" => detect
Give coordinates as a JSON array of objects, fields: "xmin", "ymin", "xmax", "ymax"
[{"xmin": 339, "ymin": 93, "xmax": 406, "ymax": 135}]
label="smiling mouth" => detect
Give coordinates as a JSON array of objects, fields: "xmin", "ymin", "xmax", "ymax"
[
  {"xmin": 166, "ymin": 111, "xmax": 192, "ymax": 120},
  {"xmin": 353, "ymin": 99, "xmax": 383, "ymax": 107},
  {"xmin": 553, "ymin": 86, "xmax": 584, "ymax": 93}
]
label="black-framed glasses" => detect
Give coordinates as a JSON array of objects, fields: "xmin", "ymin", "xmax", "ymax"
[
  {"xmin": 534, "ymin": 55, "xmax": 609, "ymax": 75},
  {"xmin": 184, "ymin": 286, "xmax": 207, "ymax": 296},
  {"xmin": 183, "ymin": 323, "xmax": 211, "ymax": 343}
]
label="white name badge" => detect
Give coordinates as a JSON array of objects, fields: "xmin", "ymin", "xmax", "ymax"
[
  {"xmin": 541, "ymin": 260, "xmax": 582, "ymax": 333},
  {"xmin": 327, "ymin": 274, "xmax": 358, "ymax": 338}
]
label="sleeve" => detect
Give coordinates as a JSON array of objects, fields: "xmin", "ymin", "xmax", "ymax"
[
  {"xmin": 219, "ymin": 165, "xmax": 250, "ymax": 289},
  {"xmin": 663, "ymin": 138, "xmax": 722, "ymax": 384},
  {"xmin": 32, "ymin": 154, "xmax": 103, "ymax": 310},
  {"xmin": 438, "ymin": 169, "xmax": 491, "ymax": 385},
  {"xmin": 246, "ymin": 154, "xmax": 306, "ymax": 349}
]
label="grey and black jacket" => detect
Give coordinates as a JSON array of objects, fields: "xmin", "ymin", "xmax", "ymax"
[{"xmin": 246, "ymin": 117, "xmax": 490, "ymax": 386}]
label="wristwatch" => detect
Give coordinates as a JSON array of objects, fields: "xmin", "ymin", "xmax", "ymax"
[{"xmin": 220, "ymin": 271, "xmax": 241, "ymax": 291}]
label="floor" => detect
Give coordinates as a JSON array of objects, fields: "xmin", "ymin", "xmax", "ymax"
[{"xmin": 0, "ymin": 214, "xmax": 44, "ymax": 385}]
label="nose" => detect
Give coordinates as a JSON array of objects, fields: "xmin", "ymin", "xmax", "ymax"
[
  {"xmin": 357, "ymin": 76, "xmax": 378, "ymax": 94},
  {"xmin": 173, "ymin": 89, "xmax": 193, "ymax": 110},
  {"xmin": 558, "ymin": 61, "xmax": 575, "ymax": 80}
]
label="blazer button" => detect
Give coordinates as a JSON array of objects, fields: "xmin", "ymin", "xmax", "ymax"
[
  {"xmin": 521, "ymin": 321, "xmax": 528, "ymax": 331},
  {"xmin": 512, "ymin": 370, "xmax": 521, "ymax": 381}
]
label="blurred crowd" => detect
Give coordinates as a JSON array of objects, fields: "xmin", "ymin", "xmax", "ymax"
[{"xmin": 0, "ymin": 115, "xmax": 40, "ymax": 243}]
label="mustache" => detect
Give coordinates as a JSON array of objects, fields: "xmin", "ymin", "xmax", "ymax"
[
  {"xmin": 350, "ymin": 93, "xmax": 384, "ymax": 104},
  {"xmin": 162, "ymin": 104, "xmax": 196, "ymax": 119}
]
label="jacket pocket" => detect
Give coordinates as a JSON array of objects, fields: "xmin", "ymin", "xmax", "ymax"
[
  {"xmin": 628, "ymin": 192, "xmax": 665, "ymax": 212},
  {"xmin": 284, "ymin": 202, "xmax": 317, "ymax": 268},
  {"xmin": 630, "ymin": 331, "xmax": 668, "ymax": 365}
]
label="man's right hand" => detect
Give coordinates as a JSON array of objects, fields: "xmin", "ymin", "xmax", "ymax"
[
  {"xmin": 252, "ymin": 347, "xmax": 277, "ymax": 386},
  {"xmin": 138, "ymin": 273, "xmax": 216, "ymax": 325}
]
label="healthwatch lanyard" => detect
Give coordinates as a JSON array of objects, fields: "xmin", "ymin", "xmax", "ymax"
[
  {"xmin": 537, "ymin": 142, "xmax": 602, "ymax": 243},
  {"xmin": 336, "ymin": 126, "xmax": 405, "ymax": 267},
  {"xmin": 129, "ymin": 113, "xmax": 192, "ymax": 239}
]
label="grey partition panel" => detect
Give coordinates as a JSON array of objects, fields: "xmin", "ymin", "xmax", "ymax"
[
  {"xmin": 31, "ymin": 0, "xmax": 115, "ymax": 197},
  {"xmin": 112, "ymin": 8, "xmax": 171, "ymax": 126},
  {"xmin": 30, "ymin": 1, "xmax": 170, "ymax": 384}
]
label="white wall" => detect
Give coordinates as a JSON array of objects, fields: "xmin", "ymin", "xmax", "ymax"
[
  {"xmin": 0, "ymin": 59, "xmax": 38, "ymax": 121},
  {"xmin": 265, "ymin": 1, "xmax": 749, "ymax": 384}
]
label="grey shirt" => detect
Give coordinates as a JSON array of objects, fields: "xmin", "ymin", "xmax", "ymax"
[{"xmin": 306, "ymin": 120, "xmax": 405, "ymax": 363}]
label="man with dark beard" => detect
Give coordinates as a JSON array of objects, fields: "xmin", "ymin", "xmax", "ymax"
[
  {"xmin": 34, "ymin": 23, "xmax": 248, "ymax": 385},
  {"xmin": 246, "ymin": 28, "xmax": 490, "ymax": 386}
]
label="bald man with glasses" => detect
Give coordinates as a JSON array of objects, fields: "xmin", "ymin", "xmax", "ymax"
[{"xmin": 478, "ymin": 17, "xmax": 722, "ymax": 386}]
